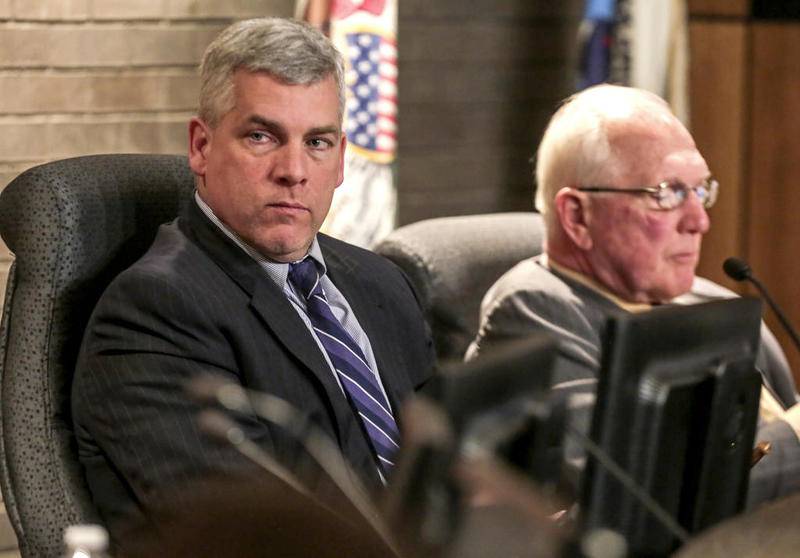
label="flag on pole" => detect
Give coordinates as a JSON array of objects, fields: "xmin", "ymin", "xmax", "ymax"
[
  {"xmin": 577, "ymin": 0, "xmax": 617, "ymax": 89},
  {"xmin": 627, "ymin": 0, "xmax": 689, "ymax": 123},
  {"xmin": 602, "ymin": 0, "xmax": 690, "ymax": 123},
  {"xmin": 297, "ymin": 0, "xmax": 398, "ymax": 248}
]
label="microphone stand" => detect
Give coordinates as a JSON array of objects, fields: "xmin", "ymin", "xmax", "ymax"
[
  {"xmin": 724, "ymin": 257, "xmax": 800, "ymax": 356},
  {"xmin": 747, "ymin": 273, "xmax": 800, "ymax": 356},
  {"xmin": 188, "ymin": 376, "xmax": 398, "ymax": 554}
]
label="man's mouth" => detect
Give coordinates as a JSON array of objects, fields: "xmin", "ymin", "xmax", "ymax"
[
  {"xmin": 268, "ymin": 202, "xmax": 309, "ymax": 212},
  {"xmin": 670, "ymin": 252, "xmax": 698, "ymax": 264}
]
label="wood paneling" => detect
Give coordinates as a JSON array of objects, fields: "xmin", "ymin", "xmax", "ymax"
[
  {"xmin": 397, "ymin": 0, "xmax": 581, "ymax": 225},
  {"xmin": 690, "ymin": 21, "xmax": 748, "ymax": 290},
  {"xmin": 748, "ymin": 23, "xmax": 800, "ymax": 377},
  {"xmin": 690, "ymin": 12, "xmax": 800, "ymax": 384},
  {"xmin": 688, "ymin": 0, "xmax": 749, "ymax": 17}
]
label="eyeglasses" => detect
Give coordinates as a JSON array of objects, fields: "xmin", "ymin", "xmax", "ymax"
[{"xmin": 576, "ymin": 178, "xmax": 719, "ymax": 210}]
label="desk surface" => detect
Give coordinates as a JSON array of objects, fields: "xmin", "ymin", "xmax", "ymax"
[{"xmin": 676, "ymin": 491, "xmax": 800, "ymax": 557}]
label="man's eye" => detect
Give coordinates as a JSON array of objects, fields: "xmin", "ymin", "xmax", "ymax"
[
  {"xmin": 668, "ymin": 183, "xmax": 689, "ymax": 199},
  {"xmin": 307, "ymin": 138, "xmax": 333, "ymax": 149},
  {"xmin": 249, "ymin": 131, "xmax": 270, "ymax": 142}
]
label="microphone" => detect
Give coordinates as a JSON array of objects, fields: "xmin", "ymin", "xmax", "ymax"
[
  {"xmin": 722, "ymin": 257, "xmax": 751, "ymax": 281},
  {"xmin": 196, "ymin": 408, "xmax": 310, "ymax": 496},
  {"xmin": 723, "ymin": 257, "xmax": 800, "ymax": 356},
  {"xmin": 382, "ymin": 396, "xmax": 461, "ymax": 556},
  {"xmin": 187, "ymin": 376, "xmax": 396, "ymax": 550}
]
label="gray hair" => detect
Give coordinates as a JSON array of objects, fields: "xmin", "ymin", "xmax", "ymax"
[
  {"xmin": 198, "ymin": 17, "xmax": 345, "ymax": 127},
  {"xmin": 534, "ymin": 84, "xmax": 677, "ymax": 231}
]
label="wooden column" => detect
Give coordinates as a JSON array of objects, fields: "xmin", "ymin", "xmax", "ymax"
[
  {"xmin": 689, "ymin": 18, "xmax": 749, "ymax": 290},
  {"xmin": 748, "ymin": 23, "xmax": 800, "ymax": 379},
  {"xmin": 690, "ymin": 1, "xmax": 800, "ymax": 382}
]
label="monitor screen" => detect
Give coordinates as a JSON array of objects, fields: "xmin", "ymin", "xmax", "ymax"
[
  {"xmin": 386, "ymin": 334, "xmax": 561, "ymax": 554},
  {"xmin": 433, "ymin": 333, "xmax": 558, "ymax": 435},
  {"xmin": 580, "ymin": 297, "xmax": 763, "ymax": 556}
]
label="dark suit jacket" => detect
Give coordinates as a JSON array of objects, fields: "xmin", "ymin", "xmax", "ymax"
[{"xmin": 72, "ymin": 200, "xmax": 435, "ymax": 538}]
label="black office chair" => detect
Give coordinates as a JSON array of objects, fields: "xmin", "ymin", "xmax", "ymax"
[
  {"xmin": 373, "ymin": 212, "xmax": 545, "ymax": 363},
  {"xmin": 0, "ymin": 154, "xmax": 194, "ymax": 558}
]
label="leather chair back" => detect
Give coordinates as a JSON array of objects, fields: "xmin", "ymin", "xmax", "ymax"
[
  {"xmin": 374, "ymin": 212, "xmax": 544, "ymax": 363},
  {"xmin": 0, "ymin": 154, "xmax": 194, "ymax": 557}
]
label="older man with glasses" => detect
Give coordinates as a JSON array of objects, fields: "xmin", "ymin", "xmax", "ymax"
[{"xmin": 467, "ymin": 84, "xmax": 800, "ymax": 507}]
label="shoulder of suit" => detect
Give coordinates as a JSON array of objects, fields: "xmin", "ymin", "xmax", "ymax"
[
  {"xmin": 317, "ymin": 232, "xmax": 370, "ymax": 255},
  {"xmin": 109, "ymin": 220, "xmax": 212, "ymax": 291},
  {"xmin": 479, "ymin": 257, "xmax": 568, "ymax": 319},
  {"xmin": 483, "ymin": 256, "xmax": 590, "ymax": 310},
  {"xmin": 318, "ymin": 232, "xmax": 398, "ymax": 272}
]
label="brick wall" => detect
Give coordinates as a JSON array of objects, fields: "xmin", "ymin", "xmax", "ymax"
[{"xmin": 0, "ymin": 0, "xmax": 293, "ymax": 297}]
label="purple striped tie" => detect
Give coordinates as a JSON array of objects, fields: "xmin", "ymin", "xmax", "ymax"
[{"xmin": 289, "ymin": 258, "xmax": 400, "ymax": 477}]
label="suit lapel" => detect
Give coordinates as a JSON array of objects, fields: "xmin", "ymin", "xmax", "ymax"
[
  {"xmin": 181, "ymin": 203, "xmax": 351, "ymax": 434},
  {"xmin": 247, "ymin": 281, "xmax": 344, "ymax": 397}
]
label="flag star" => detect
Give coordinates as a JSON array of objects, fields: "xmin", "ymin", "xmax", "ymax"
[
  {"xmin": 356, "ymin": 84, "xmax": 371, "ymax": 98},
  {"xmin": 348, "ymin": 45, "xmax": 361, "ymax": 59},
  {"xmin": 357, "ymin": 60, "xmax": 373, "ymax": 74}
]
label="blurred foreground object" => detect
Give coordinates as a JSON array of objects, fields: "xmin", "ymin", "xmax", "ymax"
[
  {"xmin": 120, "ymin": 474, "xmax": 396, "ymax": 558},
  {"xmin": 384, "ymin": 336, "xmax": 570, "ymax": 558},
  {"xmin": 63, "ymin": 524, "xmax": 110, "ymax": 558},
  {"xmin": 675, "ymin": 491, "xmax": 800, "ymax": 558}
]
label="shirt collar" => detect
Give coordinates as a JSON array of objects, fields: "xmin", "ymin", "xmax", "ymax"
[
  {"xmin": 543, "ymin": 253, "xmax": 654, "ymax": 313},
  {"xmin": 193, "ymin": 191, "xmax": 327, "ymax": 288}
]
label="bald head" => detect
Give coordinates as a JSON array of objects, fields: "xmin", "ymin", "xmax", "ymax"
[
  {"xmin": 533, "ymin": 84, "xmax": 712, "ymax": 303},
  {"xmin": 534, "ymin": 84, "xmax": 689, "ymax": 233}
]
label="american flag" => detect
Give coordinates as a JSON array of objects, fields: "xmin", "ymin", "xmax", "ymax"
[
  {"xmin": 344, "ymin": 32, "xmax": 397, "ymax": 162},
  {"xmin": 297, "ymin": 0, "xmax": 399, "ymax": 248}
]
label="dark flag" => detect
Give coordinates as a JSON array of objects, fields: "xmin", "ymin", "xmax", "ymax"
[{"xmin": 577, "ymin": 0, "xmax": 617, "ymax": 90}]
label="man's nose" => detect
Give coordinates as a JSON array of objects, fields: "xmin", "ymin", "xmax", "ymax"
[
  {"xmin": 271, "ymin": 143, "xmax": 307, "ymax": 187},
  {"xmin": 679, "ymin": 191, "xmax": 710, "ymax": 234}
]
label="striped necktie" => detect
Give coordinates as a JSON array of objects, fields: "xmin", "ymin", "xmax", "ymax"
[{"xmin": 289, "ymin": 258, "xmax": 400, "ymax": 477}]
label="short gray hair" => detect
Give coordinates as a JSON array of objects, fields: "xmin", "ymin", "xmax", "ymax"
[
  {"xmin": 534, "ymin": 84, "xmax": 676, "ymax": 231},
  {"xmin": 198, "ymin": 17, "xmax": 345, "ymax": 127}
]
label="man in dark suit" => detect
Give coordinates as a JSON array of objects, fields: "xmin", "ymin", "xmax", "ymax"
[{"xmin": 72, "ymin": 17, "xmax": 435, "ymax": 540}]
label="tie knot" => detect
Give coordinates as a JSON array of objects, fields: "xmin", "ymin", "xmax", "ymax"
[{"xmin": 289, "ymin": 258, "xmax": 321, "ymax": 300}]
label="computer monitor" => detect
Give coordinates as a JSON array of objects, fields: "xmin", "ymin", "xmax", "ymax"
[
  {"xmin": 432, "ymin": 334, "xmax": 558, "ymax": 436},
  {"xmin": 580, "ymin": 297, "xmax": 763, "ymax": 556},
  {"xmin": 386, "ymin": 334, "xmax": 562, "ymax": 554}
]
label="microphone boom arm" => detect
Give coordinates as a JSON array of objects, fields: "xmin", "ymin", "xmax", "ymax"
[{"xmin": 748, "ymin": 274, "xmax": 800, "ymax": 357}]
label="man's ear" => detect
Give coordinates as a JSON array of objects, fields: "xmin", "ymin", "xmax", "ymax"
[
  {"xmin": 554, "ymin": 187, "xmax": 593, "ymax": 251},
  {"xmin": 188, "ymin": 117, "xmax": 211, "ymax": 178},
  {"xmin": 335, "ymin": 134, "xmax": 347, "ymax": 188}
]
